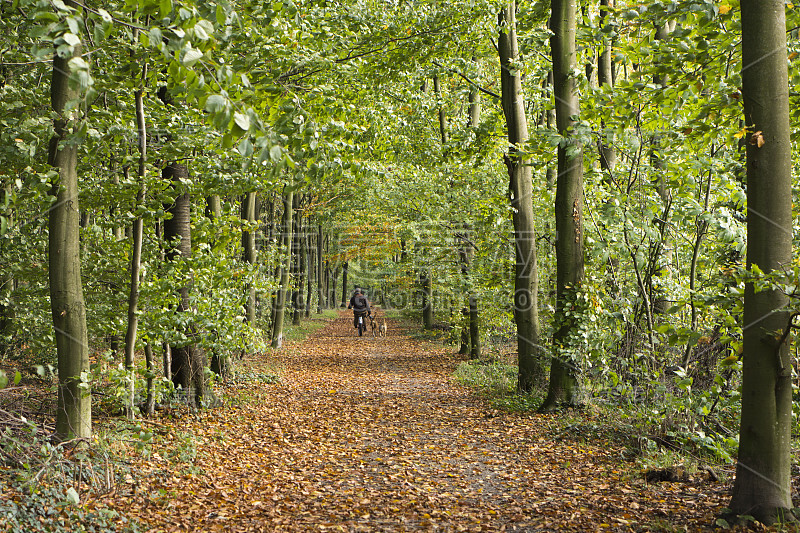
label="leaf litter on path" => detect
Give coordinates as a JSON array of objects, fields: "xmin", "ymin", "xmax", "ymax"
[{"xmin": 94, "ymin": 313, "xmax": 731, "ymax": 532}]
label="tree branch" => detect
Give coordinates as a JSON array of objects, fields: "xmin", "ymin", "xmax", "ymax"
[{"xmin": 431, "ymin": 59, "xmax": 500, "ymax": 99}]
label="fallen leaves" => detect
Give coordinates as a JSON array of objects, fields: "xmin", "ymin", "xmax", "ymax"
[{"xmin": 88, "ymin": 313, "xmax": 732, "ymax": 531}]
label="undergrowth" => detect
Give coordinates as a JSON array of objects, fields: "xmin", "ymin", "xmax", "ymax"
[
  {"xmin": 453, "ymin": 353, "xmax": 748, "ymax": 474},
  {"xmin": 0, "ymin": 416, "xmax": 145, "ymax": 533},
  {"xmin": 453, "ymin": 355, "xmax": 543, "ymax": 412}
]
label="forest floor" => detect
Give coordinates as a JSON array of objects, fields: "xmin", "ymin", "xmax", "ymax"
[{"xmin": 91, "ymin": 312, "xmax": 736, "ymax": 532}]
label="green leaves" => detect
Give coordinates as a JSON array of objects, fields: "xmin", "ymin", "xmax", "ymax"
[
  {"xmin": 160, "ymin": 0, "xmax": 173, "ymax": 17},
  {"xmin": 205, "ymin": 94, "xmax": 227, "ymax": 113},
  {"xmin": 237, "ymin": 137, "xmax": 254, "ymax": 158},
  {"xmin": 182, "ymin": 46, "xmax": 204, "ymax": 66},
  {"xmin": 0, "ymin": 370, "xmax": 23, "ymax": 389},
  {"xmin": 233, "ymin": 112, "xmax": 251, "ymax": 132}
]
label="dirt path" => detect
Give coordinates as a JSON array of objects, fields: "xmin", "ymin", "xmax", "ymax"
[{"xmin": 103, "ymin": 314, "xmax": 730, "ymax": 532}]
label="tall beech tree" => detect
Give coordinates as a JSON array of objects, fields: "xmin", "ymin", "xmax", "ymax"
[
  {"xmin": 541, "ymin": 0, "xmax": 584, "ymax": 410},
  {"xmin": 461, "ymin": 73, "xmax": 481, "ymax": 359},
  {"xmin": 163, "ymin": 163, "xmax": 204, "ymax": 405},
  {"xmin": 271, "ymin": 188, "xmax": 294, "ymax": 349},
  {"xmin": 728, "ymin": 0, "xmax": 793, "ymax": 523},
  {"xmin": 499, "ymin": 1, "xmax": 543, "ymax": 391},
  {"xmin": 48, "ymin": 35, "xmax": 91, "ymax": 440}
]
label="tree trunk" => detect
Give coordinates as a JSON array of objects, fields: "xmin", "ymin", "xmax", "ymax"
[
  {"xmin": 458, "ymin": 227, "xmax": 479, "ymax": 358},
  {"xmin": 305, "ymin": 231, "xmax": 313, "ymax": 318},
  {"xmin": 597, "ymin": 0, "xmax": 616, "ymax": 173},
  {"xmin": 499, "ymin": 2, "xmax": 543, "ymax": 392},
  {"xmin": 434, "ymin": 75, "xmax": 448, "ymax": 144},
  {"xmin": 728, "ymin": 1, "xmax": 793, "ymax": 524},
  {"xmin": 317, "ymin": 225, "xmax": 324, "ymax": 313},
  {"xmin": 242, "ymin": 191, "xmax": 257, "ymax": 324},
  {"xmin": 271, "ymin": 189, "xmax": 294, "ymax": 349},
  {"xmin": 207, "ymin": 195, "xmax": 229, "ymax": 377},
  {"xmin": 324, "ymin": 260, "xmax": 330, "ymax": 309},
  {"xmin": 291, "ymin": 195, "xmax": 305, "ymax": 326},
  {"xmin": 123, "ymin": 69, "xmax": 147, "ymax": 418},
  {"xmin": 421, "ymin": 269, "xmax": 433, "ymax": 329},
  {"xmin": 332, "ymin": 263, "xmax": 339, "ymax": 309},
  {"xmin": 49, "ymin": 42, "xmax": 91, "ymax": 441},
  {"xmin": 163, "ymin": 163, "xmax": 204, "ymax": 406},
  {"xmin": 648, "ymin": 21, "xmax": 674, "ymax": 318},
  {"xmin": 469, "ymin": 292, "xmax": 480, "ymax": 359},
  {"xmin": 466, "ymin": 74, "xmax": 481, "ymax": 360},
  {"xmin": 205, "ymin": 195, "xmax": 221, "ymax": 219},
  {"xmin": 340, "ymin": 262, "xmax": 349, "ymax": 308},
  {"xmin": 541, "ymin": 0, "xmax": 584, "ymax": 411},
  {"xmin": 143, "ymin": 343, "xmax": 155, "ymax": 417}
]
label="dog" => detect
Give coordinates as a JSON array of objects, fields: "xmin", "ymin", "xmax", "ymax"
[
  {"xmin": 369, "ymin": 314, "xmax": 378, "ymax": 337},
  {"xmin": 378, "ymin": 319, "xmax": 387, "ymax": 337}
]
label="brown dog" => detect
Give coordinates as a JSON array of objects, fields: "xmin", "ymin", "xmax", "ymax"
[
  {"xmin": 369, "ymin": 314, "xmax": 378, "ymax": 337},
  {"xmin": 378, "ymin": 319, "xmax": 387, "ymax": 337}
]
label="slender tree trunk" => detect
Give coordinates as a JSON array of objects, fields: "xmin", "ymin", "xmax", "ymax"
[
  {"xmin": 143, "ymin": 343, "xmax": 155, "ymax": 417},
  {"xmin": 340, "ymin": 262, "xmax": 349, "ymax": 308},
  {"xmin": 205, "ymin": 195, "xmax": 221, "ymax": 219},
  {"xmin": 0, "ymin": 181, "xmax": 14, "ymax": 355},
  {"xmin": 331, "ymin": 259, "xmax": 340, "ymax": 309},
  {"xmin": 728, "ymin": 1, "xmax": 793, "ymax": 524},
  {"xmin": 291, "ymin": 196, "xmax": 305, "ymax": 326},
  {"xmin": 264, "ymin": 197, "xmax": 275, "ymax": 246},
  {"xmin": 305, "ymin": 231, "xmax": 313, "ymax": 318},
  {"xmin": 468, "ymin": 59, "xmax": 481, "ymax": 127},
  {"xmin": 648, "ymin": 21, "xmax": 674, "ymax": 318},
  {"xmin": 499, "ymin": 2, "xmax": 543, "ymax": 391},
  {"xmin": 207, "ymin": 195, "xmax": 229, "ymax": 377},
  {"xmin": 123, "ymin": 67, "xmax": 148, "ymax": 418},
  {"xmin": 324, "ymin": 261, "xmax": 331, "ymax": 309},
  {"xmin": 163, "ymin": 163, "xmax": 203, "ymax": 406},
  {"xmin": 317, "ymin": 224, "xmax": 324, "ymax": 313},
  {"xmin": 162, "ymin": 343, "xmax": 171, "ymax": 381},
  {"xmin": 49, "ymin": 41, "xmax": 91, "ymax": 441},
  {"xmin": 598, "ymin": 0, "xmax": 616, "ymax": 174},
  {"xmin": 457, "ymin": 228, "xmax": 479, "ymax": 358},
  {"xmin": 267, "ymin": 197, "xmax": 279, "ymax": 332},
  {"xmin": 421, "ymin": 269, "xmax": 433, "ymax": 329},
  {"xmin": 242, "ymin": 191, "xmax": 257, "ymax": 324},
  {"xmin": 596, "ymin": 1, "xmax": 620, "ymax": 299},
  {"xmin": 541, "ymin": 0, "xmax": 584, "ymax": 411},
  {"xmin": 683, "ymin": 153, "xmax": 713, "ymax": 367},
  {"xmin": 271, "ymin": 189, "xmax": 294, "ymax": 349},
  {"xmin": 466, "ymin": 73, "xmax": 481, "ymax": 360},
  {"xmin": 434, "ymin": 75, "xmax": 448, "ymax": 144}
]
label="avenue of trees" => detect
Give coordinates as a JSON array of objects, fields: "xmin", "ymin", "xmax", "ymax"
[{"xmin": 2, "ymin": 0, "xmax": 800, "ymax": 524}]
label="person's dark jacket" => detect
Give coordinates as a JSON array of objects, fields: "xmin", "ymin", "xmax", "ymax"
[{"xmin": 348, "ymin": 292, "xmax": 370, "ymax": 315}]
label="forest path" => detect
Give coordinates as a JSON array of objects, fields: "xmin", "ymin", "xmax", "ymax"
[{"xmin": 105, "ymin": 313, "xmax": 730, "ymax": 532}]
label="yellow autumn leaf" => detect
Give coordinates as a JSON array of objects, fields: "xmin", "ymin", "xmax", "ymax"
[
  {"xmin": 721, "ymin": 355, "xmax": 739, "ymax": 366},
  {"xmin": 719, "ymin": 4, "xmax": 731, "ymax": 15}
]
